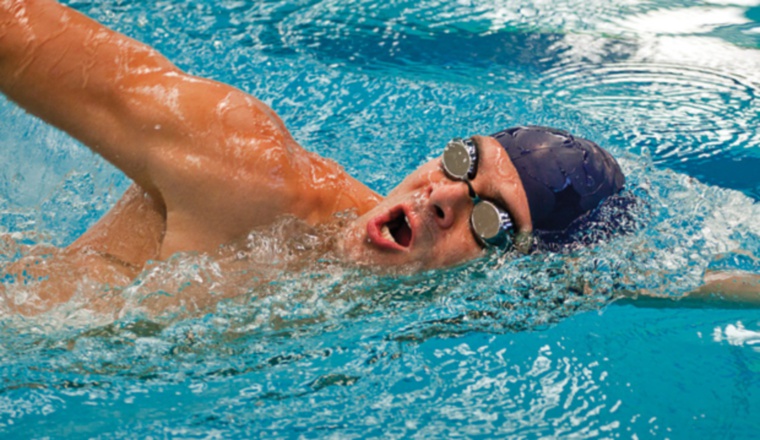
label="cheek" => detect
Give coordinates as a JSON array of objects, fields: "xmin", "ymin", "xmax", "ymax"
[{"xmin": 430, "ymin": 225, "xmax": 484, "ymax": 266}]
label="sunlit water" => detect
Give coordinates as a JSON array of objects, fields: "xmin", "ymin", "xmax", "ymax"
[{"xmin": 1, "ymin": 0, "xmax": 760, "ymax": 437}]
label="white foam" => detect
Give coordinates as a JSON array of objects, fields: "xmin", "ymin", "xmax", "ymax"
[{"xmin": 712, "ymin": 321, "xmax": 760, "ymax": 351}]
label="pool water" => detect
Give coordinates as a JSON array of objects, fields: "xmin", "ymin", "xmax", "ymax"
[{"xmin": 2, "ymin": 0, "xmax": 760, "ymax": 437}]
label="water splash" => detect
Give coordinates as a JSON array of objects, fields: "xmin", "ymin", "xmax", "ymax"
[{"xmin": 1, "ymin": 0, "xmax": 760, "ymax": 437}]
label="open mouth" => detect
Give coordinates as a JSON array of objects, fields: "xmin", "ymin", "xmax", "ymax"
[
  {"xmin": 382, "ymin": 211, "xmax": 413, "ymax": 248},
  {"xmin": 369, "ymin": 207, "xmax": 414, "ymax": 251}
]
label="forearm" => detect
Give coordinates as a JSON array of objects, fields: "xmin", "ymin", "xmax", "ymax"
[
  {"xmin": 618, "ymin": 270, "xmax": 760, "ymax": 308},
  {"xmin": 691, "ymin": 270, "xmax": 760, "ymax": 304}
]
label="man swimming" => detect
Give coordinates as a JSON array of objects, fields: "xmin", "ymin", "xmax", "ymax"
[{"xmin": 0, "ymin": 0, "xmax": 756, "ymax": 313}]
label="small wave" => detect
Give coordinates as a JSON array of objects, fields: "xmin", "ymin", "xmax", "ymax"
[{"xmin": 538, "ymin": 61, "xmax": 760, "ymax": 197}]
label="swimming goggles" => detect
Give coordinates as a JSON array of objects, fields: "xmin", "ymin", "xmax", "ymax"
[{"xmin": 441, "ymin": 138, "xmax": 514, "ymax": 249}]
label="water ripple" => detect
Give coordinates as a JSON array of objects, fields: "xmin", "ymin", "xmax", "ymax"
[{"xmin": 539, "ymin": 61, "xmax": 760, "ymax": 197}]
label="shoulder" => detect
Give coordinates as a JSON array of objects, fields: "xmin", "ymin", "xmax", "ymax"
[{"xmin": 132, "ymin": 73, "xmax": 308, "ymax": 188}]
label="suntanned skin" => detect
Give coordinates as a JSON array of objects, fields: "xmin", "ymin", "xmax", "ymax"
[
  {"xmin": 0, "ymin": 0, "xmax": 534, "ymax": 312},
  {"xmin": 0, "ymin": 0, "xmax": 383, "ymax": 258},
  {"xmin": 2, "ymin": 1, "xmax": 757, "ymax": 315},
  {"xmin": 0, "ymin": 185, "xmax": 163, "ymax": 314}
]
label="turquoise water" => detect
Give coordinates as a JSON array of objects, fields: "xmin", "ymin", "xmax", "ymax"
[{"xmin": 1, "ymin": 0, "xmax": 760, "ymax": 437}]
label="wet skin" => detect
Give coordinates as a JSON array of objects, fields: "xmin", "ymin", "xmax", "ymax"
[
  {"xmin": 339, "ymin": 135, "xmax": 532, "ymax": 270},
  {"xmin": 2, "ymin": 1, "xmax": 759, "ymax": 316},
  {"xmin": 0, "ymin": 134, "xmax": 533, "ymax": 314},
  {"xmin": 0, "ymin": 0, "xmax": 532, "ymax": 313},
  {"xmin": 0, "ymin": 0, "xmax": 532, "ymax": 271}
]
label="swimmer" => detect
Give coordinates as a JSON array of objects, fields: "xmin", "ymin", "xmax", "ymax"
[{"xmin": 0, "ymin": 0, "xmax": 757, "ymax": 313}]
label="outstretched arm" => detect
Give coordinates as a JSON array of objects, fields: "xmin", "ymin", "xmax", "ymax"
[
  {"xmin": 0, "ymin": 0, "xmax": 294, "ymax": 200},
  {"xmin": 0, "ymin": 0, "xmax": 339, "ymax": 255},
  {"xmin": 691, "ymin": 270, "xmax": 760, "ymax": 304},
  {"xmin": 618, "ymin": 270, "xmax": 760, "ymax": 308}
]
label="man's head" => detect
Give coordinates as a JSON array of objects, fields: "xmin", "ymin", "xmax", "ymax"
[
  {"xmin": 339, "ymin": 126, "xmax": 625, "ymax": 270},
  {"xmin": 491, "ymin": 126, "xmax": 626, "ymax": 231}
]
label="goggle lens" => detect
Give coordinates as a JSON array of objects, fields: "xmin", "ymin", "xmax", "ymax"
[
  {"xmin": 441, "ymin": 138, "xmax": 515, "ymax": 249},
  {"xmin": 442, "ymin": 138, "xmax": 477, "ymax": 180},
  {"xmin": 471, "ymin": 201, "xmax": 513, "ymax": 247}
]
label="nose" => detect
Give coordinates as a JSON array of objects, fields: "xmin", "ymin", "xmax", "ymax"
[{"xmin": 427, "ymin": 180, "xmax": 473, "ymax": 230}]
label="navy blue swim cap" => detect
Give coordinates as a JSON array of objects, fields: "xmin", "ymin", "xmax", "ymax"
[{"xmin": 490, "ymin": 126, "xmax": 625, "ymax": 231}]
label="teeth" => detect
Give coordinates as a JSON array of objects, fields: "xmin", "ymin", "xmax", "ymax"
[
  {"xmin": 404, "ymin": 215, "xmax": 410, "ymax": 228},
  {"xmin": 381, "ymin": 224, "xmax": 395, "ymax": 243}
]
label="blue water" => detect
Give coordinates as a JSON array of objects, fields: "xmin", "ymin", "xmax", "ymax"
[{"xmin": 2, "ymin": 0, "xmax": 760, "ymax": 438}]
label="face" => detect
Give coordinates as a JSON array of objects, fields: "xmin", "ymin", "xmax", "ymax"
[{"xmin": 338, "ymin": 135, "xmax": 533, "ymax": 271}]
